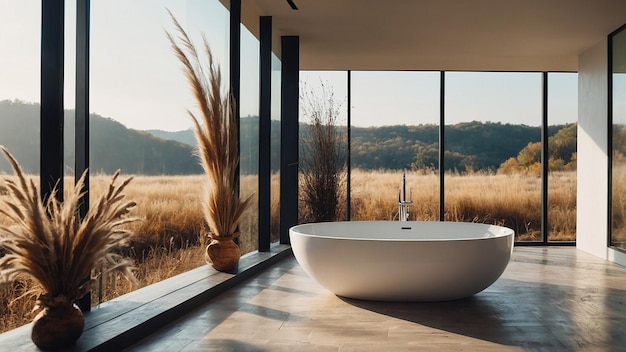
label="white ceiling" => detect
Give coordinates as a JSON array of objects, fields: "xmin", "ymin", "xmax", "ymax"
[{"xmin": 246, "ymin": 0, "xmax": 626, "ymax": 71}]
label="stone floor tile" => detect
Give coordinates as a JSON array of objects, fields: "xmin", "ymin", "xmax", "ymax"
[{"xmin": 125, "ymin": 247, "xmax": 626, "ymax": 352}]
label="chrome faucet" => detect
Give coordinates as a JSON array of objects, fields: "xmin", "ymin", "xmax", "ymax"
[{"xmin": 398, "ymin": 172, "xmax": 413, "ymax": 221}]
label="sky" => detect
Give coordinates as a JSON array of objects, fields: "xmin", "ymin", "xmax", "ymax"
[
  {"xmin": 1, "ymin": 0, "xmax": 580, "ymax": 132},
  {"xmin": 300, "ymin": 71, "xmax": 579, "ymax": 127}
]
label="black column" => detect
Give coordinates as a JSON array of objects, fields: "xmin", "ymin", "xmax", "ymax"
[
  {"xmin": 75, "ymin": 0, "xmax": 91, "ymax": 312},
  {"xmin": 41, "ymin": 0, "xmax": 64, "ymax": 202},
  {"xmin": 541, "ymin": 72, "xmax": 549, "ymax": 244},
  {"xmin": 280, "ymin": 36, "xmax": 299, "ymax": 244},
  {"xmin": 76, "ymin": 0, "xmax": 90, "ymax": 218},
  {"xmin": 439, "ymin": 71, "xmax": 445, "ymax": 221},
  {"xmin": 346, "ymin": 71, "xmax": 352, "ymax": 221},
  {"xmin": 230, "ymin": 0, "xmax": 241, "ymax": 126},
  {"xmin": 258, "ymin": 16, "xmax": 272, "ymax": 251},
  {"xmin": 230, "ymin": 0, "xmax": 241, "ymax": 244}
]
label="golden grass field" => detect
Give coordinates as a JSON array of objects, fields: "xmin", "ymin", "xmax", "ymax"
[
  {"xmin": 610, "ymin": 164, "xmax": 626, "ymax": 245},
  {"xmin": 349, "ymin": 169, "xmax": 577, "ymax": 241},
  {"xmin": 0, "ymin": 169, "xmax": 576, "ymax": 333}
]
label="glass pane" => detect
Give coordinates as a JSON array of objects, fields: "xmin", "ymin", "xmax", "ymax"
[
  {"xmin": 0, "ymin": 0, "xmax": 41, "ymax": 333},
  {"xmin": 270, "ymin": 53, "xmax": 281, "ymax": 242},
  {"xmin": 0, "ymin": 1, "xmax": 40, "ymax": 174},
  {"xmin": 239, "ymin": 23, "xmax": 259, "ymax": 253},
  {"xmin": 547, "ymin": 73, "xmax": 577, "ymax": 242},
  {"xmin": 611, "ymin": 27, "xmax": 626, "ymax": 250},
  {"xmin": 350, "ymin": 71, "xmax": 440, "ymax": 221},
  {"xmin": 90, "ymin": 0, "xmax": 229, "ymax": 303},
  {"xmin": 64, "ymin": 1, "xmax": 76, "ymax": 174},
  {"xmin": 445, "ymin": 72, "xmax": 542, "ymax": 242},
  {"xmin": 299, "ymin": 71, "xmax": 348, "ymax": 222}
]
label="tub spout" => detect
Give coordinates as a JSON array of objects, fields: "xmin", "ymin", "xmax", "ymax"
[{"xmin": 398, "ymin": 172, "xmax": 413, "ymax": 221}]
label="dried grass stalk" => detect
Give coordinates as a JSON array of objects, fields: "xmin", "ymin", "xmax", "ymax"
[
  {"xmin": 300, "ymin": 83, "xmax": 348, "ymax": 222},
  {"xmin": 166, "ymin": 11, "xmax": 251, "ymax": 241},
  {"xmin": 0, "ymin": 147, "xmax": 139, "ymax": 309}
]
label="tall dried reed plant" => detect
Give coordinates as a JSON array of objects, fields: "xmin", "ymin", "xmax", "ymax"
[
  {"xmin": 166, "ymin": 12, "xmax": 251, "ymax": 271},
  {"xmin": 299, "ymin": 83, "xmax": 348, "ymax": 223},
  {"xmin": 0, "ymin": 147, "xmax": 138, "ymax": 349}
]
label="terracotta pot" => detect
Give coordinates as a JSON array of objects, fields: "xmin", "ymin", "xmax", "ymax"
[
  {"xmin": 206, "ymin": 238, "xmax": 240, "ymax": 272},
  {"xmin": 31, "ymin": 303, "xmax": 84, "ymax": 350}
]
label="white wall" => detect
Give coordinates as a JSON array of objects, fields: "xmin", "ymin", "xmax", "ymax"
[
  {"xmin": 577, "ymin": 39, "xmax": 608, "ymax": 258},
  {"xmin": 577, "ymin": 38, "xmax": 626, "ymax": 266}
]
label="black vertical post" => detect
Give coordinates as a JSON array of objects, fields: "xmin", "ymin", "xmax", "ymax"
[
  {"xmin": 439, "ymin": 71, "xmax": 445, "ymax": 221},
  {"xmin": 280, "ymin": 36, "xmax": 299, "ymax": 244},
  {"xmin": 230, "ymin": 0, "xmax": 241, "ymax": 130},
  {"xmin": 76, "ymin": 0, "xmax": 90, "ymax": 223},
  {"xmin": 258, "ymin": 16, "xmax": 272, "ymax": 251},
  {"xmin": 346, "ymin": 70, "xmax": 351, "ymax": 221},
  {"xmin": 608, "ymin": 30, "xmax": 616, "ymax": 248},
  {"xmin": 230, "ymin": 0, "xmax": 241, "ymax": 245},
  {"xmin": 76, "ymin": 0, "xmax": 91, "ymax": 312},
  {"xmin": 41, "ymin": 0, "xmax": 64, "ymax": 202},
  {"xmin": 541, "ymin": 72, "xmax": 549, "ymax": 244}
]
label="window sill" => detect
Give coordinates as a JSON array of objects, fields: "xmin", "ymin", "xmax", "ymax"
[{"xmin": 0, "ymin": 243, "xmax": 292, "ymax": 351}]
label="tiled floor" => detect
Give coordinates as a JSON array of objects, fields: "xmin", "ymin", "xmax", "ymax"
[{"xmin": 125, "ymin": 247, "xmax": 626, "ymax": 351}]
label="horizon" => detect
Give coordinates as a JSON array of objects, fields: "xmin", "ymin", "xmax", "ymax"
[{"xmin": 1, "ymin": 98, "xmax": 579, "ymax": 132}]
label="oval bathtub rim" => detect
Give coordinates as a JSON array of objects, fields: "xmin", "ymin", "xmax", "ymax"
[{"xmin": 289, "ymin": 220, "xmax": 515, "ymax": 242}]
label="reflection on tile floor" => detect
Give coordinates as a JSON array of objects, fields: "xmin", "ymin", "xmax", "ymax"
[{"xmin": 125, "ymin": 247, "xmax": 626, "ymax": 352}]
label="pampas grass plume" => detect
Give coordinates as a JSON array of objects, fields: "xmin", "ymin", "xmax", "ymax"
[
  {"xmin": 166, "ymin": 11, "xmax": 251, "ymax": 241},
  {"xmin": 0, "ymin": 147, "xmax": 139, "ymax": 308}
]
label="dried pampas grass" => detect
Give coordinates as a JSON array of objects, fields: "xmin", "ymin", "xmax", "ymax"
[
  {"xmin": 166, "ymin": 11, "xmax": 251, "ymax": 241},
  {"xmin": 0, "ymin": 147, "xmax": 139, "ymax": 309}
]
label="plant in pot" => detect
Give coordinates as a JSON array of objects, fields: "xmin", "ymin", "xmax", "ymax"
[
  {"xmin": 166, "ymin": 14, "xmax": 251, "ymax": 272},
  {"xmin": 0, "ymin": 147, "xmax": 139, "ymax": 350}
]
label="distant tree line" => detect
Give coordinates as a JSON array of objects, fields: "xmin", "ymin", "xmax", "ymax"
[
  {"xmin": 340, "ymin": 121, "xmax": 573, "ymax": 173},
  {"xmin": 1, "ymin": 100, "xmax": 578, "ymax": 175},
  {"xmin": 208, "ymin": 119, "xmax": 577, "ymax": 174}
]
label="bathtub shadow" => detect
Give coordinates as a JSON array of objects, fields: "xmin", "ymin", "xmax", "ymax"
[{"xmin": 338, "ymin": 280, "xmax": 574, "ymax": 349}]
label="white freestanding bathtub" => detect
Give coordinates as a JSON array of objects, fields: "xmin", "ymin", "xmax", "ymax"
[{"xmin": 289, "ymin": 221, "xmax": 514, "ymax": 302}]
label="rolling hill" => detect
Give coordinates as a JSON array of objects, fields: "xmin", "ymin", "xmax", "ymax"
[
  {"xmin": 153, "ymin": 119, "xmax": 572, "ymax": 172},
  {"xmin": 0, "ymin": 100, "xmax": 575, "ymax": 175},
  {"xmin": 0, "ymin": 100, "xmax": 202, "ymax": 175}
]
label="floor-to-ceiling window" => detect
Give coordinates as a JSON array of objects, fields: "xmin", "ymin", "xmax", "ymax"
[
  {"xmin": 90, "ymin": 0, "xmax": 229, "ymax": 302},
  {"xmin": 442, "ymin": 72, "xmax": 543, "ymax": 241},
  {"xmin": 611, "ymin": 25, "xmax": 626, "ymax": 250},
  {"xmin": 239, "ymin": 23, "xmax": 259, "ymax": 252},
  {"xmin": 0, "ymin": 0, "xmax": 278, "ymax": 334},
  {"xmin": 0, "ymin": 0, "xmax": 43, "ymax": 333},
  {"xmin": 270, "ymin": 52, "xmax": 281, "ymax": 241},
  {"xmin": 298, "ymin": 70, "xmax": 577, "ymax": 243},
  {"xmin": 298, "ymin": 71, "xmax": 348, "ymax": 222},
  {"xmin": 547, "ymin": 72, "xmax": 577, "ymax": 242},
  {"xmin": 350, "ymin": 71, "xmax": 440, "ymax": 221}
]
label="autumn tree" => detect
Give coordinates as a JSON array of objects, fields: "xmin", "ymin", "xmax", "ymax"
[{"xmin": 497, "ymin": 123, "xmax": 577, "ymax": 174}]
